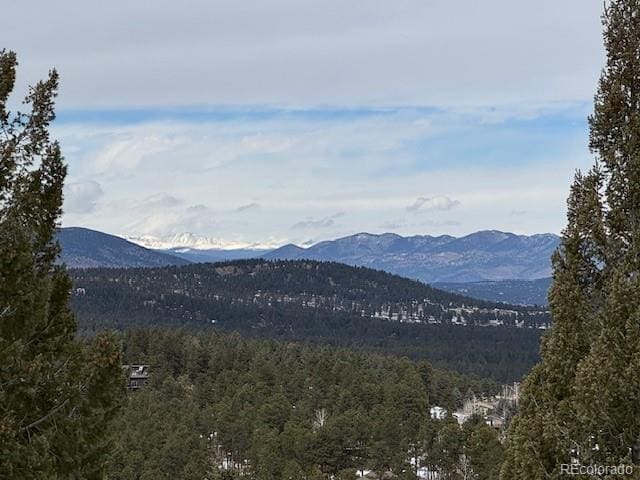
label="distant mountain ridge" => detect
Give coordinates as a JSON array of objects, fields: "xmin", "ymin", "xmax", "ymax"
[
  {"xmin": 264, "ymin": 230, "xmax": 560, "ymax": 283},
  {"xmin": 58, "ymin": 227, "xmax": 560, "ymax": 286},
  {"xmin": 435, "ymin": 277, "xmax": 553, "ymax": 306},
  {"xmin": 125, "ymin": 232, "xmax": 281, "ymax": 250},
  {"xmin": 57, "ymin": 227, "xmax": 190, "ymax": 269},
  {"xmin": 161, "ymin": 247, "xmax": 270, "ymax": 263}
]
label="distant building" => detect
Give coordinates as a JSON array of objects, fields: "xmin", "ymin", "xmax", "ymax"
[
  {"xmin": 485, "ymin": 414, "xmax": 504, "ymax": 430},
  {"xmin": 452, "ymin": 412, "xmax": 467, "ymax": 425},
  {"xmin": 430, "ymin": 406, "xmax": 447, "ymax": 420},
  {"xmin": 452, "ymin": 384, "xmax": 520, "ymax": 428},
  {"xmin": 123, "ymin": 364, "xmax": 150, "ymax": 390}
]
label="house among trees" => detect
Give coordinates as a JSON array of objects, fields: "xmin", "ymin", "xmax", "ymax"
[
  {"xmin": 123, "ymin": 364, "xmax": 150, "ymax": 390},
  {"xmin": 452, "ymin": 383, "xmax": 520, "ymax": 428},
  {"xmin": 485, "ymin": 413, "xmax": 504, "ymax": 430},
  {"xmin": 429, "ymin": 406, "xmax": 447, "ymax": 420}
]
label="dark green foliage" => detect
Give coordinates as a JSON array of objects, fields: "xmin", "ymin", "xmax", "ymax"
[
  {"xmin": 0, "ymin": 50, "xmax": 124, "ymax": 478},
  {"xmin": 110, "ymin": 329, "xmax": 429, "ymax": 478},
  {"xmin": 110, "ymin": 329, "xmax": 505, "ymax": 479},
  {"xmin": 502, "ymin": 1, "xmax": 640, "ymax": 477},
  {"xmin": 69, "ymin": 260, "xmax": 546, "ymax": 382},
  {"xmin": 431, "ymin": 420, "xmax": 466, "ymax": 479},
  {"xmin": 70, "ymin": 259, "xmax": 548, "ymax": 318},
  {"xmin": 463, "ymin": 417, "xmax": 504, "ymax": 480}
]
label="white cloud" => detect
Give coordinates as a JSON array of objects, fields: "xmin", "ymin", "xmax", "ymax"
[
  {"xmin": 377, "ymin": 218, "xmax": 461, "ymax": 231},
  {"xmin": 235, "ymin": 202, "xmax": 261, "ymax": 213},
  {"xmin": 292, "ymin": 218, "xmax": 336, "ymax": 230},
  {"xmin": 4, "ymin": 1, "xmax": 604, "ymax": 110},
  {"xmin": 2, "ymin": 0, "xmax": 605, "ymax": 245},
  {"xmin": 406, "ymin": 195, "xmax": 460, "ymax": 213},
  {"xmin": 63, "ymin": 180, "xmax": 103, "ymax": 214},
  {"xmin": 421, "ymin": 219, "xmax": 461, "ymax": 227},
  {"xmin": 56, "ymin": 106, "xmax": 594, "ymax": 243},
  {"xmin": 139, "ymin": 193, "xmax": 184, "ymax": 209},
  {"xmin": 292, "ymin": 212, "xmax": 345, "ymax": 230},
  {"xmin": 378, "ymin": 221, "xmax": 406, "ymax": 230}
]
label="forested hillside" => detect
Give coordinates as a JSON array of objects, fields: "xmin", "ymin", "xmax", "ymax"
[
  {"xmin": 435, "ymin": 278, "xmax": 552, "ymax": 306},
  {"xmin": 70, "ymin": 260, "xmax": 545, "ymax": 381},
  {"xmin": 109, "ymin": 329, "xmax": 504, "ymax": 479}
]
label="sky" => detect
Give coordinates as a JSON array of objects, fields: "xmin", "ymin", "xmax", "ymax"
[{"xmin": 3, "ymin": 1, "xmax": 606, "ymax": 247}]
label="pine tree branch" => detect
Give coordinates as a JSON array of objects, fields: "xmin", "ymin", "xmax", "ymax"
[{"xmin": 19, "ymin": 398, "xmax": 69, "ymax": 433}]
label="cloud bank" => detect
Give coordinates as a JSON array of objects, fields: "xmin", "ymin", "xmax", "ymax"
[
  {"xmin": 406, "ymin": 195, "xmax": 460, "ymax": 213},
  {"xmin": 54, "ymin": 106, "xmax": 594, "ymax": 244},
  {"xmin": 5, "ymin": 1, "xmax": 603, "ymax": 109},
  {"xmin": 64, "ymin": 180, "xmax": 104, "ymax": 214},
  {"xmin": 0, "ymin": 1, "xmax": 605, "ymax": 245}
]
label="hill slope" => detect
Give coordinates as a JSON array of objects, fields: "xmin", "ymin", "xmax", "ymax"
[
  {"xmin": 264, "ymin": 230, "xmax": 560, "ymax": 283},
  {"xmin": 435, "ymin": 277, "xmax": 553, "ymax": 306},
  {"xmin": 58, "ymin": 227, "xmax": 190, "ymax": 268},
  {"xmin": 70, "ymin": 260, "xmax": 548, "ymax": 381},
  {"xmin": 159, "ymin": 247, "xmax": 269, "ymax": 263}
]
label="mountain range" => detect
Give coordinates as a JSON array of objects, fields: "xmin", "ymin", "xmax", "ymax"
[
  {"xmin": 57, "ymin": 227, "xmax": 191, "ymax": 269},
  {"xmin": 125, "ymin": 232, "xmax": 281, "ymax": 250},
  {"xmin": 264, "ymin": 230, "xmax": 560, "ymax": 283},
  {"xmin": 57, "ymin": 227, "xmax": 558, "ymax": 304},
  {"xmin": 159, "ymin": 247, "xmax": 271, "ymax": 263}
]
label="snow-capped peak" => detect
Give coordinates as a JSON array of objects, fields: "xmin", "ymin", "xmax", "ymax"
[{"xmin": 123, "ymin": 232, "xmax": 283, "ymax": 251}]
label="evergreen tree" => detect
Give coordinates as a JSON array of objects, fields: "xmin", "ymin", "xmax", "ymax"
[
  {"xmin": 500, "ymin": 170, "xmax": 606, "ymax": 478},
  {"xmin": 502, "ymin": 1, "xmax": 640, "ymax": 477},
  {"xmin": 572, "ymin": 0, "xmax": 640, "ymax": 465},
  {"xmin": 463, "ymin": 419, "xmax": 504, "ymax": 480},
  {"xmin": 433, "ymin": 420, "xmax": 465, "ymax": 480},
  {"xmin": 0, "ymin": 51, "xmax": 123, "ymax": 478}
]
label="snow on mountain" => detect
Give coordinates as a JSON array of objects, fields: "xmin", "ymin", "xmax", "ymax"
[
  {"xmin": 63, "ymin": 227, "xmax": 561, "ymax": 284},
  {"xmin": 124, "ymin": 232, "xmax": 282, "ymax": 251},
  {"xmin": 264, "ymin": 230, "xmax": 561, "ymax": 283}
]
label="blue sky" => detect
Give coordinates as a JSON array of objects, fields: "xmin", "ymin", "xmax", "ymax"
[{"xmin": 3, "ymin": 1, "xmax": 605, "ymax": 247}]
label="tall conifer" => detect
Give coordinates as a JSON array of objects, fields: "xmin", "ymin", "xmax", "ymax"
[
  {"xmin": 573, "ymin": 0, "xmax": 640, "ymax": 465},
  {"xmin": 502, "ymin": 1, "xmax": 640, "ymax": 477},
  {"xmin": 0, "ymin": 51, "xmax": 123, "ymax": 479}
]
